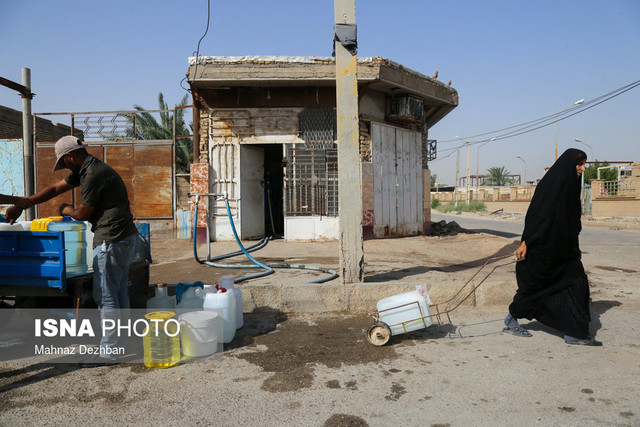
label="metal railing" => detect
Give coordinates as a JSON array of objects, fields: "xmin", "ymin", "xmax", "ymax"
[{"xmin": 596, "ymin": 179, "xmax": 637, "ymax": 198}]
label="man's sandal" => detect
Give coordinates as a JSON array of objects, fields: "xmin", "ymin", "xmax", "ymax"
[{"xmin": 502, "ymin": 326, "xmax": 532, "ymax": 337}]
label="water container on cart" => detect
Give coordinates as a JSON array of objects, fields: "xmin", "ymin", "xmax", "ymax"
[
  {"xmin": 376, "ymin": 289, "xmax": 432, "ymax": 336},
  {"xmin": 84, "ymin": 221, "xmax": 94, "ymax": 270},
  {"xmin": 0, "ymin": 222, "xmax": 24, "ymax": 231},
  {"xmin": 30, "ymin": 216, "xmax": 63, "ymax": 231},
  {"xmin": 46, "ymin": 216, "xmax": 88, "ymax": 275}
]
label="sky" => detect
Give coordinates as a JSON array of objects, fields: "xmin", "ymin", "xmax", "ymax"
[{"xmin": 1, "ymin": 0, "xmax": 639, "ymax": 186}]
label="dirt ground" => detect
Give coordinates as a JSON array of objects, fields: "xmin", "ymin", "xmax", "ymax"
[
  {"xmin": 148, "ymin": 232, "xmax": 519, "ymax": 288},
  {"xmin": 1, "ymin": 219, "xmax": 638, "ymax": 426}
]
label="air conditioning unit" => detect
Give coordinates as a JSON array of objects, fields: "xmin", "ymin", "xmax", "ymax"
[{"xmin": 389, "ymin": 95, "xmax": 423, "ymax": 123}]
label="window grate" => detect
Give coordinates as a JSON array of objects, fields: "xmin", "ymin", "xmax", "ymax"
[
  {"xmin": 299, "ymin": 108, "xmax": 337, "ymax": 150},
  {"xmin": 284, "ymin": 144, "xmax": 338, "ymax": 217}
]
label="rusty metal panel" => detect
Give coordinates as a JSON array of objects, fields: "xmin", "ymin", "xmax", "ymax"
[
  {"xmin": 35, "ymin": 141, "xmax": 172, "ymax": 220},
  {"xmin": 34, "ymin": 143, "xmax": 102, "ymax": 218},
  {"xmin": 190, "ymin": 163, "xmax": 209, "ymax": 227},
  {"xmin": 104, "ymin": 145, "xmax": 136, "ymax": 215},
  {"xmin": 132, "ymin": 144, "xmax": 172, "ymax": 218},
  {"xmin": 31, "ymin": 107, "xmax": 191, "ymax": 223}
]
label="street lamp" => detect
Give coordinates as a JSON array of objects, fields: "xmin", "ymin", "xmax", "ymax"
[
  {"xmin": 555, "ymin": 98, "xmax": 584, "ymax": 160},
  {"xmin": 574, "ymin": 138, "xmax": 594, "ymax": 161},
  {"xmin": 476, "ymin": 138, "xmax": 496, "ymax": 199},
  {"xmin": 516, "ymin": 155, "xmax": 527, "ymax": 185}
]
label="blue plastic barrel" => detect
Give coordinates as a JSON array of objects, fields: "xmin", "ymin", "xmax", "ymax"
[{"xmin": 47, "ymin": 216, "xmax": 88, "ymax": 275}]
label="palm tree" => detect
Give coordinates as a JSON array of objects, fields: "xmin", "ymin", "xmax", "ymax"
[
  {"xmin": 122, "ymin": 93, "xmax": 193, "ymax": 174},
  {"xmin": 485, "ymin": 166, "xmax": 514, "ymax": 186},
  {"xmin": 430, "ymin": 173, "xmax": 438, "ymax": 188}
]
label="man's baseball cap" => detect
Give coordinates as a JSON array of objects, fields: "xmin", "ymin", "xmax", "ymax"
[{"xmin": 53, "ymin": 136, "xmax": 85, "ymax": 171}]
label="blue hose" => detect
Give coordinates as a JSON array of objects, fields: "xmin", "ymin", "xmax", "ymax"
[
  {"xmin": 192, "ymin": 195, "xmax": 338, "ymax": 284},
  {"xmin": 193, "ymin": 197, "xmax": 274, "ymax": 282}
]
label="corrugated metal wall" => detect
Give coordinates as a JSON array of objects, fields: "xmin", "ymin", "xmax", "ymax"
[
  {"xmin": 31, "ymin": 108, "xmax": 185, "ymax": 221},
  {"xmin": 35, "ymin": 142, "xmax": 173, "ymax": 219},
  {"xmin": 371, "ymin": 123, "xmax": 423, "ymax": 237}
]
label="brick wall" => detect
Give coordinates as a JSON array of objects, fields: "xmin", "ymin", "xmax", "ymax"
[{"xmin": 0, "ymin": 105, "xmax": 82, "ymax": 142}]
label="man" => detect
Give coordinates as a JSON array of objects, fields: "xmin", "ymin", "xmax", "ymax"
[{"xmin": 6, "ymin": 135, "xmax": 138, "ymax": 364}]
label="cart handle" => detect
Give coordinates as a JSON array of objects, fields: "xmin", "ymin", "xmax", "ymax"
[{"xmin": 435, "ymin": 254, "xmax": 517, "ymax": 313}]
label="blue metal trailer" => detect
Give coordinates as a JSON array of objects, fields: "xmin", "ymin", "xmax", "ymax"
[{"xmin": 0, "ymin": 224, "xmax": 151, "ymax": 309}]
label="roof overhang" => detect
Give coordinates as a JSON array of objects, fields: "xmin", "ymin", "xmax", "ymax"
[{"xmin": 187, "ymin": 56, "xmax": 459, "ymax": 127}]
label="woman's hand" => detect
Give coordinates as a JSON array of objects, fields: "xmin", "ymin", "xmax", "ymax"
[{"xmin": 515, "ymin": 241, "xmax": 527, "ymax": 260}]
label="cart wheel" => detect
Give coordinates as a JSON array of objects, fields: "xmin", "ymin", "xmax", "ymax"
[{"xmin": 366, "ymin": 321, "xmax": 392, "ymax": 346}]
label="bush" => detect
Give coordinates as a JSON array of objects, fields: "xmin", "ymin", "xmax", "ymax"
[
  {"xmin": 466, "ymin": 200, "xmax": 487, "ymax": 213},
  {"xmin": 437, "ymin": 201, "xmax": 459, "ymax": 213},
  {"xmin": 435, "ymin": 200, "xmax": 486, "ymax": 214},
  {"xmin": 431, "ymin": 198, "xmax": 441, "ymax": 209}
]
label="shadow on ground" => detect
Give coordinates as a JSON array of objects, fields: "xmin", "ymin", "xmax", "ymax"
[
  {"xmin": 364, "ymin": 240, "xmax": 520, "ymax": 282},
  {"xmin": 521, "ymin": 299, "xmax": 621, "ymax": 339}
]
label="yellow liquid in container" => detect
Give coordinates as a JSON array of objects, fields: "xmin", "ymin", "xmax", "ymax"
[
  {"xmin": 143, "ymin": 311, "xmax": 181, "ymax": 368},
  {"xmin": 30, "ymin": 216, "xmax": 63, "ymax": 231}
]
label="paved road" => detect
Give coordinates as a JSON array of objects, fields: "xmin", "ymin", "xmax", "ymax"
[{"xmin": 432, "ymin": 212, "xmax": 640, "ymax": 272}]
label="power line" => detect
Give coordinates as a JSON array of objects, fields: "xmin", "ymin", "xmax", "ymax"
[
  {"xmin": 181, "ymin": 0, "xmax": 212, "ymax": 94},
  {"xmin": 432, "ymin": 79, "xmax": 640, "ymax": 162},
  {"xmin": 437, "ymin": 79, "xmax": 640, "ymax": 145}
]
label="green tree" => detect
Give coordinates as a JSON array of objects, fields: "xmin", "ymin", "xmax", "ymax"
[
  {"xmin": 484, "ymin": 166, "xmax": 514, "ymax": 186},
  {"xmin": 583, "ymin": 162, "xmax": 618, "ymax": 185},
  {"xmin": 430, "ymin": 173, "xmax": 438, "ymax": 188},
  {"xmin": 124, "ymin": 93, "xmax": 193, "ymax": 174}
]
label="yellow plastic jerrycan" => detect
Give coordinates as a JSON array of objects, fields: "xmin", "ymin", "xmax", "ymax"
[{"xmin": 30, "ymin": 216, "xmax": 63, "ymax": 231}]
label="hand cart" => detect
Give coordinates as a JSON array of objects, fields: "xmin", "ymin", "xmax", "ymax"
[{"xmin": 366, "ymin": 255, "xmax": 517, "ymax": 346}]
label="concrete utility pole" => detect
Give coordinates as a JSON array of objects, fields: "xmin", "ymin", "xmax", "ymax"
[
  {"xmin": 22, "ymin": 68, "xmax": 34, "ymax": 220},
  {"xmin": 466, "ymin": 138, "xmax": 471, "ymax": 204},
  {"xmin": 334, "ymin": 0, "xmax": 364, "ymax": 283},
  {"xmin": 454, "ymin": 149, "xmax": 460, "ymax": 207}
]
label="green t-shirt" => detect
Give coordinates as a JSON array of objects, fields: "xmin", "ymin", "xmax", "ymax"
[{"xmin": 65, "ymin": 155, "xmax": 137, "ymax": 247}]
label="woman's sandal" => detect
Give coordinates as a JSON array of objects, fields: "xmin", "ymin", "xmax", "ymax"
[
  {"xmin": 564, "ymin": 336, "xmax": 602, "ymax": 346},
  {"xmin": 502, "ymin": 326, "xmax": 532, "ymax": 337}
]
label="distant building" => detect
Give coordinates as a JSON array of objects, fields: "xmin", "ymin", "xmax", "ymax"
[{"xmin": 187, "ymin": 56, "xmax": 458, "ymax": 240}]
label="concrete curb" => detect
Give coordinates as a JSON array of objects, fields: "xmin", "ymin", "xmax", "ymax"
[{"xmin": 240, "ymin": 276, "xmax": 517, "ymax": 314}]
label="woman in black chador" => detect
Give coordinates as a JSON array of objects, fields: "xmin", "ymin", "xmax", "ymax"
[{"xmin": 503, "ymin": 148, "xmax": 602, "ymax": 346}]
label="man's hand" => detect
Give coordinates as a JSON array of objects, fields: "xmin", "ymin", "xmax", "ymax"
[
  {"xmin": 59, "ymin": 203, "xmax": 71, "ymax": 216},
  {"xmin": 515, "ymin": 241, "xmax": 527, "ymax": 260},
  {"xmin": 5, "ymin": 205, "xmax": 24, "ymax": 224},
  {"xmin": 57, "ymin": 203, "xmax": 94, "ymax": 221}
]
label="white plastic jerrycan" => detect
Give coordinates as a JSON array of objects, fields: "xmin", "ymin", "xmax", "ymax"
[
  {"xmin": 219, "ymin": 275, "xmax": 243, "ymax": 329},
  {"xmin": 376, "ymin": 285, "xmax": 432, "ymax": 336},
  {"xmin": 176, "ymin": 286, "xmax": 204, "ymax": 314},
  {"xmin": 202, "ymin": 288, "xmax": 236, "ymax": 343},
  {"xmin": 147, "ymin": 283, "xmax": 176, "ymax": 310}
]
